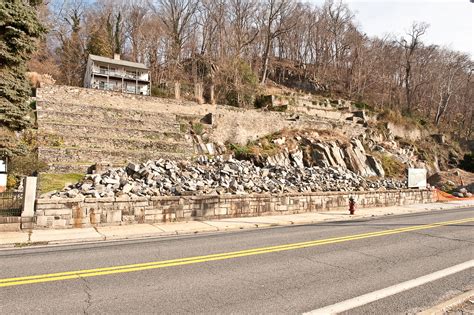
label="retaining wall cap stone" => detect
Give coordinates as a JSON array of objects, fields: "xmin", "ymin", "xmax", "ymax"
[{"xmin": 35, "ymin": 189, "xmax": 431, "ymax": 204}]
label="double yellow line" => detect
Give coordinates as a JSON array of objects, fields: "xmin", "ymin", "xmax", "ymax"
[{"xmin": 1, "ymin": 217, "xmax": 473, "ymax": 288}]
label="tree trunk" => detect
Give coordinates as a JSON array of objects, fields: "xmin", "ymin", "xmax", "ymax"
[{"xmin": 261, "ymin": 36, "xmax": 272, "ymax": 85}]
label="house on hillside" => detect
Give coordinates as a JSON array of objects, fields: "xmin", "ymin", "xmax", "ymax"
[{"xmin": 84, "ymin": 54, "xmax": 151, "ymax": 95}]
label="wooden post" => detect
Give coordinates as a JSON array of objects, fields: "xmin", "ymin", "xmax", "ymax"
[
  {"xmin": 195, "ymin": 82, "xmax": 204, "ymax": 104},
  {"xmin": 210, "ymin": 84, "xmax": 215, "ymax": 105},
  {"xmin": 174, "ymin": 81, "xmax": 180, "ymax": 100}
]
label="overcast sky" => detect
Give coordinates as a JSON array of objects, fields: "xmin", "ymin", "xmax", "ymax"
[{"xmin": 311, "ymin": 0, "xmax": 473, "ymax": 56}]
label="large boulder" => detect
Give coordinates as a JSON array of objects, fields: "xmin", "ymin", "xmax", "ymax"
[{"xmin": 366, "ymin": 155, "xmax": 385, "ymax": 177}]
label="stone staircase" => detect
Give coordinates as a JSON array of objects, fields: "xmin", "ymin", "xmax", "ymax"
[{"xmin": 36, "ymin": 100, "xmax": 196, "ymax": 173}]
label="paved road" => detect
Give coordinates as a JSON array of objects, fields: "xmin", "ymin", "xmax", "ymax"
[{"xmin": 1, "ymin": 208, "xmax": 473, "ymax": 314}]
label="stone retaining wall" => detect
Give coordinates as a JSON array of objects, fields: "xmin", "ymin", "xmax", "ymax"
[{"xmin": 34, "ymin": 189, "xmax": 436, "ymax": 229}]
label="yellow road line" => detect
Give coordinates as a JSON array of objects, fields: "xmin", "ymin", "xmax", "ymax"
[{"xmin": 1, "ymin": 217, "xmax": 472, "ymax": 288}]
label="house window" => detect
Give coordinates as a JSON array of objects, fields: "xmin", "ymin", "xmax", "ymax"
[
  {"xmin": 99, "ymin": 81, "xmax": 105, "ymax": 89},
  {"xmin": 99, "ymin": 66, "xmax": 107, "ymax": 74}
]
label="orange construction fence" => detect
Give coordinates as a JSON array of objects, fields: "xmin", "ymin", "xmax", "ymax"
[{"xmin": 436, "ymin": 189, "xmax": 474, "ymax": 202}]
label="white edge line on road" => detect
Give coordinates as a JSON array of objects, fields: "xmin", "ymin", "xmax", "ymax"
[{"xmin": 304, "ymin": 260, "xmax": 474, "ymax": 315}]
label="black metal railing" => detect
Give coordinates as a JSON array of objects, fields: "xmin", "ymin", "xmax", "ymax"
[{"xmin": 0, "ymin": 192, "xmax": 23, "ymax": 216}]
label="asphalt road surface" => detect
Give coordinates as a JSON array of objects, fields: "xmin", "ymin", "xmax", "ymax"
[{"xmin": 1, "ymin": 208, "xmax": 473, "ymax": 314}]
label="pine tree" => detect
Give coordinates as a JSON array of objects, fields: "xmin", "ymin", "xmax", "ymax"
[
  {"xmin": 58, "ymin": 7, "xmax": 85, "ymax": 86},
  {"xmin": 87, "ymin": 29, "xmax": 113, "ymax": 57},
  {"xmin": 0, "ymin": 0, "xmax": 45, "ymax": 131}
]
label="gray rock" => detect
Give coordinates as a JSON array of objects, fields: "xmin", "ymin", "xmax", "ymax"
[
  {"xmin": 127, "ymin": 163, "xmax": 140, "ymax": 173},
  {"xmin": 122, "ymin": 183, "xmax": 133, "ymax": 194}
]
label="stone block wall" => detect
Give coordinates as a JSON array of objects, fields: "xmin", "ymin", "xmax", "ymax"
[
  {"xmin": 35, "ymin": 86, "xmax": 366, "ymax": 173},
  {"xmin": 34, "ymin": 189, "xmax": 436, "ymax": 229}
]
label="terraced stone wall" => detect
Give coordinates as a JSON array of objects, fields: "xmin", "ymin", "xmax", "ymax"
[
  {"xmin": 34, "ymin": 189, "xmax": 436, "ymax": 229},
  {"xmin": 36, "ymin": 86, "xmax": 369, "ymax": 174},
  {"xmin": 36, "ymin": 92, "xmax": 197, "ymax": 173}
]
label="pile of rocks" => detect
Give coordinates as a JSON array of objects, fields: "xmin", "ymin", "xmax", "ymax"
[
  {"xmin": 42, "ymin": 157, "xmax": 407, "ymax": 199},
  {"xmin": 452, "ymin": 187, "xmax": 473, "ymax": 198}
]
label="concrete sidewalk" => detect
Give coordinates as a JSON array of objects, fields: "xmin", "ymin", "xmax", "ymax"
[{"xmin": 1, "ymin": 200, "xmax": 473, "ymax": 248}]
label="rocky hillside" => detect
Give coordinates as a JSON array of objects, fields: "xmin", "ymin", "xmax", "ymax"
[
  {"xmin": 34, "ymin": 85, "xmax": 469, "ymax": 196},
  {"xmin": 35, "ymin": 85, "xmax": 366, "ymax": 173}
]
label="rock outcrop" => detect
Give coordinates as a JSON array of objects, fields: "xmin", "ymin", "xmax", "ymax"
[{"xmin": 266, "ymin": 135, "xmax": 386, "ymax": 178}]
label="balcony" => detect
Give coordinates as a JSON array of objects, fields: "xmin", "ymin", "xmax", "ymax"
[{"xmin": 91, "ymin": 67, "xmax": 149, "ymax": 82}]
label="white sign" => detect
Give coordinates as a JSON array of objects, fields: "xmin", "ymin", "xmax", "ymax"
[
  {"xmin": 0, "ymin": 174, "xmax": 6, "ymax": 192},
  {"xmin": 0, "ymin": 160, "xmax": 5, "ymax": 173},
  {"xmin": 408, "ymin": 168, "xmax": 427, "ymax": 188}
]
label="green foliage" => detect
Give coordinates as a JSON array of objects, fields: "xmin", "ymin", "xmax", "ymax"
[
  {"xmin": 459, "ymin": 153, "xmax": 474, "ymax": 172},
  {"xmin": 6, "ymin": 175, "xmax": 17, "ymax": 190},
  {"xmin": 228, "ymin": 137, "xmax": 280, "ymax": 161},
  {"xmin": 39, "ymin": 173, "xmax": 84, "ymax": 193},
  {"xmin": 228, "ymin": 143, "xmax": 251, "ymax": 160},
  {"xmin": 114, "ymin": 12, "xmax": 122, "ymax": 54},
  {"xmin": 59, "ymin": 16, "xmax": 84, "ymax": 86},
  {"xmin": 353, "ymin": 101, "xmax": 374, "ymax": 112},
  {"xmin": 0, "ymin": 0, "xmax": 45, "ymax": 131},
  {"xmin": 192, "ymin": 123, "xmax": 204, "ymax": 135},
  {"xmin": 9, "ymin": 154, "xmax": 48, "ymax": 176},
  {"xmin": 179, "ymin": 123, "xmax": 188, "ymax": 133},
  {"xmin": 254, "ymin": 95, "xmax": 289, "ymax": 112},
  {"xmin": 151, "ymin": 86, "xmax": 172, "ymax": 98},
  {"xmin": 374, "ymin": 153, "xmax": 405, "ymax": 178},
  {"xmin": 86, "ymin": 30, "xmax": 113, "ymax": 57},
  {"xmin": 0, "ymin": 127, "xmax": 30, "ymax": 157},
  {"xmin": 255, "ymin": 95, "xmax": 272, "ymax": 109},
  {"xmin": 5, "ymin": 152, "xmax": 47, "ymax": 190},
  {"xmin": 218, "ymin": 59, "xmax": 259, "ymax": 108}
]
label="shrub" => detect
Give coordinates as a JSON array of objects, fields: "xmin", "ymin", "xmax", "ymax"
[
  {"xmin": 228, "ymin": 143, "xmax": 251, "ymax": 159},
  {"xmin": 378, "ymin": 154, "xmax": 405, "ymax": 178},
  {"xmin": 151, "ymin": 86, "xmax": 172, "ymax": 98},
  {"xmin": 353, "ymin": 101, "xmax": 374, "ymax": 111},
  {"xmin": 6, "ymin": 175, "xmax": 17, "ymax": 190},
  {"xmin": 192, "ymin": 123, "xmax": 204, "ymax": 136},
  {"xmin": 9, "ymin": 154, "xmax": 48, "ymax": 176},
  {"xmin": 216, "ymin": 59, "xmax": 260, "ymax": 108}
]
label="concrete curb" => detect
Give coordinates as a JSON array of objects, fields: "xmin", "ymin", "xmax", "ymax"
[{"xmin": 418, "ymin": 289, "xmax": 474, "ymax": 315}]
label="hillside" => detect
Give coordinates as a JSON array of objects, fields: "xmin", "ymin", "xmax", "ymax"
[{"xmin": 30, "ymin": 84, "xmax": 470, "ymax": 196}]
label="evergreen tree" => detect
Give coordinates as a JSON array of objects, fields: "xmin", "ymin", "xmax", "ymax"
[
  {"xmin": 114, "ymin": 12, "xmax": 122, "ymax": 54},
  {"xmin": 58, "ymin": 7, "xmax": 84, "ymax": 86},
  {"xmin": 86, "ymin": 15, "xmax": 114, "ymax": 57},
  {"xmin": 0, "ymin": 0, "xmax": 45, "ymax": 131},
  {"xmin": 87, "ymin": 29, "xmax": 113, "ymax": 57}
]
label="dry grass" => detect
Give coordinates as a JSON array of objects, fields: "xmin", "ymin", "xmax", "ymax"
[{"xmin": 39, "ymin": 173, "xmax": 84, "ymax": 193}]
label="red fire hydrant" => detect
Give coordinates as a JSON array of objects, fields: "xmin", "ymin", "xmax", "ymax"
[{"xmin": 349, "ymin": 197, "xmax": 356, "ymax": 215}]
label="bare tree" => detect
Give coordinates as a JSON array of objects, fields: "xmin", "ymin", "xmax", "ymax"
[
  {"xmin": 260, "ymin": 0, "xmax": 296, "ymax": 84},
  {"xmin": 228, "ymin": 0, "xmax": 260, "ymax": 57},
  {"xmin": 434, "ymin": 51, "xmax": 472, "ymax": 125},
  {"xmin": 399, "ymin": 22, "xmax": 429, "ymax": 114},
  {"xmin": 153, "ymin": 0, "xmax": 199, "ymax": 74}
]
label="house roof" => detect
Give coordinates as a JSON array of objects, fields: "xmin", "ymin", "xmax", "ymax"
[{"xmin": 88, "ymin": 54, "xmax": 149, "ymax": 70}]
